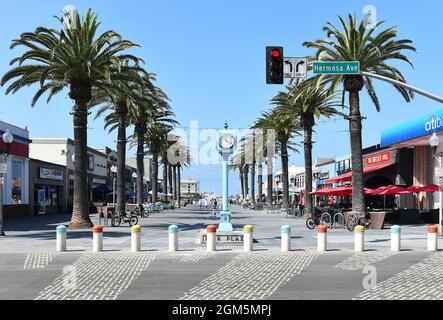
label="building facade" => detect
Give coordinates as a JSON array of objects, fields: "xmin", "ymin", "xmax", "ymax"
[
  {"xmin": 180, "ymin": 179, "xmax": 199, "ymax": 196},
  {"xmin": 30, "ymin": 138, "xmax": 108, "ymax": 211},
  {"xmin": 29, "ymin": 158, "xmax": 66, "ymax": 215},
  {"xmin": 0, "ymin": 121, "xmax": 31, "ymax": 218}
]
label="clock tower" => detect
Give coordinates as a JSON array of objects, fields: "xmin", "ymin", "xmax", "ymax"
[{"xmin": 217, "ymin": 121, "xmax": 237, "ymax": 232}]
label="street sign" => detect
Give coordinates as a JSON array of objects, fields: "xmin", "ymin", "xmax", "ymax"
[
  {"xmin": 284, "ymin": 57, "xmax": 307, "ymax": 78},
  {"xmin": 313, "ymin": 61, "xmax": 360, "ymax": 75},
  {"xmin": 0, "ymin": 164, "xmax": 7, "ymax": 174}
]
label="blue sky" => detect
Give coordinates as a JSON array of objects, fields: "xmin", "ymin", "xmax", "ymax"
[{"xmin": 1, "ymin": 0, "xmax": 442, "ymax": 195}]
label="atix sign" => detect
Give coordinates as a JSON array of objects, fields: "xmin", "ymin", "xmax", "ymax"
[{"xmin": 284, "ymin": 57, "xmax": 307, "ymax": 78}]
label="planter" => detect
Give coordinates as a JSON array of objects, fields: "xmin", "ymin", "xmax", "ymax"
[{"xmin": 369, "ymin": 212, "xmax": 386, "ymax": 230}]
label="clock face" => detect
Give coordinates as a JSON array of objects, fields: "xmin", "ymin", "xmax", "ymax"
[{"xmin": 220, "ymin": 133, "xmax": 236, "ymax": 149}]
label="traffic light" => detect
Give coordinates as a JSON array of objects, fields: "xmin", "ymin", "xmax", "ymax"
[{"xmin": 266, "ymin": 46, "xmax": 284, "ymax": 84}]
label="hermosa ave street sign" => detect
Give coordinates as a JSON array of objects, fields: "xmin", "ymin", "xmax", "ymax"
[{"xmin": 313, "ymin": 61, "xmax": 360, "ymax": 75}]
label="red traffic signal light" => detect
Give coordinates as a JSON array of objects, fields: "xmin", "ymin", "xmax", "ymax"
[{"xmin": 266, "ymin": 46, "xmax": 284, "ymax": 84}]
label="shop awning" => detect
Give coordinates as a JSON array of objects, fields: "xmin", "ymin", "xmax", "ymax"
[
  {"xmin": 324, "ymin": 163, "xmax": 394, "ymax": 184},
  {"xmin": 312, "ymin": 184, "xmax": 442, "ymax": 196}
]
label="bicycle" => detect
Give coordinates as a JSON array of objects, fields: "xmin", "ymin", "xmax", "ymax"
[
  {"xmin": 110, "ymin": 209, "xmax": 139, "ymax": 227},
  {"xmin": 306, "ymin": 211, "xmax": 332, "ymax": 230},
  {"xmin": 346, "ymin": 212, "xmax": 371, "ymax": 231}
]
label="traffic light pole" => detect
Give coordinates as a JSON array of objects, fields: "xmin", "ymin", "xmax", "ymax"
[{"xmin": 361, "ymin": 71, "xmax": 443, "ymax": 104}]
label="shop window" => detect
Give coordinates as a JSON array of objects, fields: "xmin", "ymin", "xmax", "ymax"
[{"xmin": 11, "ymin": 160, "xmax": 23, "ymax": 204}]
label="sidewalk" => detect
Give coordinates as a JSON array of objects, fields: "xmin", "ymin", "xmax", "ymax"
[{"xmin": 0, "ymin": 205, "xmax": 440, "ymax": 253}]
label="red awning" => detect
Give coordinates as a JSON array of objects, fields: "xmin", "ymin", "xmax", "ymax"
[
  {"xmin": 312, "ymin": 184, "xmax": 443, "ymax": 197},
  {"xmin": 324, "ymin": 163, "xmax": 394, "ymax": 184}
]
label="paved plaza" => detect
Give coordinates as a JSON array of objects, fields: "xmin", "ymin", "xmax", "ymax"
[{"xmin": 0, "ymin": 205, "xmax": 442, "ymax": 300}]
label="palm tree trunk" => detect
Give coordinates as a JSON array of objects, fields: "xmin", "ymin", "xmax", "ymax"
[
  {"xmin": 258, "ymin": 163, "xmax": 263, "ymax": 202},
  {"xmin": 280, "ymin": 138, "xmax": 289, "ymax": 209},
  {"xmin": 151, "ymin": 152, "xmax": 159, "ymax": 202},
  {"xmin": 266, "ymin": 158, "xmax": 273, "ymax": 206},
  {"xmin": 250, "ymin": 161, "xmax": 256, "ymax": 204},
  {"xmin": 349, "ymin": 90, "xmax": 365, "ymax": 216},
  {"xmin": 162, "ymin": 159, "xmax": 168, "ymax": 201},
  {"xmin": 168, "ymin": 164, "xmax": 173, "ymax": 196},
  {"xmin": 303, "ymin": 121, "xmax": 314, "ymax": 214},
  {"xmin": 69, "ymin": 100, "xmax": 93, "ymax": 229},
  {"xmin": 173, "ymin": 165, "xmax": 177, "ymax": 200},
  {"xmin": 136, "ymin": 125, "xmax": 145, "ymax": 206},
  {"xmin": 116, "ymin": 103, "xmax": 127, "ymax": 216},
  {"xmin": 177, "ymin": 164, "xmax": 181, "ymax": 208},
  {"xmin": 244, "ymin": 165, "xmax": 249, "ymax": 199},
  {"xmin": 240, "ymin": 169, "xmax": 245, "ymax": 199}
]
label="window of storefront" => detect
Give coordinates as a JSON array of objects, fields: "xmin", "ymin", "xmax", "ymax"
[
  {"xmin": 36, "ymin": 185, "xmax": 61, "ymax": 207},
  {"xmin": 11, "ymin": 159, "xmax": 23, "ymax": 204}
]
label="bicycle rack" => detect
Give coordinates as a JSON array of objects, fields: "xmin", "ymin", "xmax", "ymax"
[
  {"xmin": 332, "ymin": 212, "xmax": 345, "ymax": 229},
  {"xmin": 320, "ymin": 213, "xmax": 332, "ymax": 226}
]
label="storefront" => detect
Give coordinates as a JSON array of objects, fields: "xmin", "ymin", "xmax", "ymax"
[
  {"xmin": 29, "ymin": 159, "xmax": 65, "ymax": 215},
  {"xmin": 381, "ymin": 109, "xmax": 443, "ymax": 211},
  {"xmin": 0, "ymin": 122, "xmax": 31, "ymax": 218}
]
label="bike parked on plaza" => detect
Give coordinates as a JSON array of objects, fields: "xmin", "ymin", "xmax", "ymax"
[
  {"xmin": 110, "ymin": 208, "xmax": 139, "ymax": 227},
  {"xmin": 306, "ymin": 210, "xmax": 332, "ymax": 230},
  {"xmin": 346, "ymin": 211, "xmax": 371, "ymax": 231}
]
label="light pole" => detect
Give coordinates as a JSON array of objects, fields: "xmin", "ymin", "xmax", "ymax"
[
  {"xmin": 429, "ymin": 132, "xmax": 443, "ymax": 235},
  {"xmin": 111, "ymin": 165, "xmax": 117, "ymax": 209},
  {"xmin": 0, "ymin": 130, "xmax": 14, "ymax": 236},
  {"xmin": 132, "ymin": 172, "xmax": 137, "ymax": 203}
]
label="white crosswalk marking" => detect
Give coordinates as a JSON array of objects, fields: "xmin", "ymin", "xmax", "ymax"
[
  {"xmin": 35, "ymin": 252, "xmax": 155, "ymax": 300},
  {"xmin": 355, "ymin": 253, "xmax": 443, "ymax": 300},
  {"xmin": 179, "ymin": 251, "xmax": 319, "ymax": 300}
]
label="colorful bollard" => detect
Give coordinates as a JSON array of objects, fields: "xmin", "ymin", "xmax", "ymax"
[
  {"xmin": 169, "ymin": 225, "xmax": 179, "ymax": 252},
  {"xmin": 281, "ymin": 225, "xmax": 291, "ymax": 252},
  {"xmin": 131, "ymin": 225, "xmax": 141, "ymax": 252},
  {"xmin": 56, "ymin": 225, "xmax": 67, "ymax": 252},
  {"xmin": 317, "ymin": 225, "xmax": 327, "ymax": 252},
  {"xmin": 207, "ymin": 225, "xmax": 217, "ymax": 252},
  {"xmin": 354, "ymin": 225, "xmax": 365, "ymax": 252},
  {"xmin": 243, "ymin": 225, "xmax": 254, "ymax": 252},
  {"xmin": 391, "ymin": 225, "xmax": 401, "ymax": 252},
  {"xmin": 427, "ymin": 225, "xmax": 438, "ymax": 252},
  {"xmin": 92, "ymin": 225, "xmax": 103, "ymax": 252}
]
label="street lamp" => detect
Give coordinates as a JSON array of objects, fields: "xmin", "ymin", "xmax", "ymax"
[
  {"xmin": 111, "ymin": 165, "xmax": 117, "ymax": 209},
  {"xmin": 132, "ymin": 172, "xmax": 137, "ymax": 202},
  {"xmin": 0, "ymin": 130, "xmax": 14, "ymax": 236},
  {"xmin": 429, "ymin": 132, "xmax": 443, "ymax": 235}
]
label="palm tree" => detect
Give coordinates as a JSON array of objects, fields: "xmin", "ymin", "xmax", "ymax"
[
  {"xmin": 128, "ymin": 80, "xmax": 172, "ymax": 205},
  {"xmin": 1, "ymin": 9, "xmax": 140, "ymax": 228},
  {"xmin": 254, "ymin": 108, "xmax": 301, "ymax": 208},
  {"xmin": 93, "ymin": 67, "xmax": 146, "ymax": 217},
  {"xmin": 303, "ymin": 14, "xmax": 416, "ymax": 216},
  {"xmin": 273, "ymin": 79, "xmax": 344, "ymax": 214}
]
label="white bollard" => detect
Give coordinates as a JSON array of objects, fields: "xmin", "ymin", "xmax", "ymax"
[
  {"xmin": 56, "ymin": 225, "xmax": 67, "ymax": 252},
  {"xmin": 92, "ymin": 225, "xmax": 103, "ymax": 252},
  {"xmin": 391, "ymin": 225, "xmax": 401, "ymax": 252},
  {"xmin": 317, "ymin": 225, "xmax": 327, "ymax": 252},
  {"xmin": 354, "ymin": 225, "xmax": 365, "ymax": 252},
  {"xmin": 169, "ymin": 225, "xmax": 179, "ymax": 252},
  {"xmin": 243, "ymin": 225, "xmax": 254, "ymax": 252},
  {"xmin": 427, "ymin": 225, "xmax": 438, "ymax": 252},
  {"xmin": 281, "ymin": 225, "xmax": 291, "ymax": 252},
  {"xmin": 131, "ymin": 225, "xmax": 141, "ymax": 252},
  {"xmin": 207, "ymin": 225, "xmax": 217, "ymax": 252}
]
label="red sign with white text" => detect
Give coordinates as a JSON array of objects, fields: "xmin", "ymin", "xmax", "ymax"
[{"xmin": 365, "ymin": 151, "xmax": 391, "ymax": 166}]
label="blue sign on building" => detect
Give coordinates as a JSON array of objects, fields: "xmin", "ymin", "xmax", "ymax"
[{"xmin": 381, "ymin": 109, "xmax": 443, "ymax": 147}]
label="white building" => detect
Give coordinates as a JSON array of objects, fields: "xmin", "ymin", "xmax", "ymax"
[
  {"xmin": 30, "ymin": 138, "xmax": 108, "ymax": 211},
  {"xmin": 180, "ymin": 179, "xmax": 199, "ymax": 195}
]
